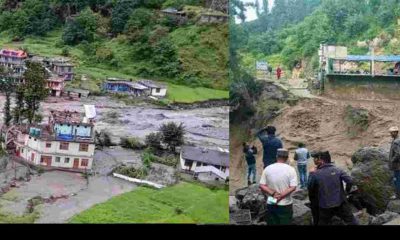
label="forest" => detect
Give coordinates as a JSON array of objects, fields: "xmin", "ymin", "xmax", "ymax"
[
  {"xmin": 0, "ymin": 0, "xmax": 228, "ymax": 91},
  {"xmin": 230, "ymin": 0, "xmax": 400, "ymax": 122}
]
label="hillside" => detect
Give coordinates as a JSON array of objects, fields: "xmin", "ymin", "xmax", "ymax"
[
  {"xmin": 0, "ymin": 0, "xmax": 228, "ymax": 103},
  {"xmin": 236, "ymin": 0, "xmax": 400, "ymax": 74}
]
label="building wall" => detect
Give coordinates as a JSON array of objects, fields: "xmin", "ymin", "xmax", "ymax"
[
  {"xmin": 151, "ymin": 88, "xmax": 167, "ymax": 97},
  {"xmin": 17, "ymin": 136, "xmax": 95, "ymax": 169},
  {"xmin": 179, "ymin": 154, "xmax": 228, "ymax": 174}
]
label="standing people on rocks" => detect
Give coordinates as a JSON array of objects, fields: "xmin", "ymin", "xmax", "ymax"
[
  {"xmin": 243, "ymin": 142, "xmax": 258, "ymax": 186},
  {"xmin": 308, "ymin": 151, "xmax": 359, "ymax": 225},
  {"xmin": 259, "ymin": 149, "xmax": 298, "ymax": 225},
  {"xmin": 268, "ymin": 65, "xmax": 273, "ymax": 76},
  {"xmin": 308, "ymin": 151, "xmax": 322, "ymax": 225},
  {"xmin": 294, "ymin": 142, "xmax": 311, "ymax": 189},
  {"xmin": 276, "ymin": 66, "xmax": 282, "ymax": 80},
  {"xmin": 256, "ymin": 126, "xmax": 283, "ymax": 169},
  {"xmin": 389, "ymin": 126, "xmax": 400, "ymax": 199}
]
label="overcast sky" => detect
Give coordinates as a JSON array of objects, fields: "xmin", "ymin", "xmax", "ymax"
[{"xmin": 235, "ymin": 0, "xmax": 275, "ymax": 23}]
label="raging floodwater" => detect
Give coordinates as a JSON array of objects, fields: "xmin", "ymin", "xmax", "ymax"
[{"xmin": 0, "ymin": 95, "xmax": 229, "ymax": 148}]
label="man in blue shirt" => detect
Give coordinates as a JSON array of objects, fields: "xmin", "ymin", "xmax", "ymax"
[
  {"xmin": 308, "ymin": 151, "xmax": 359, "ymax": 225},
  {"xmin": 243, "ymin": 143, "xmax": 257, "ymax": 185},
  {"xmin": 294, "ymin": 142, "xmax": 310, "ymax": 189},
  {"xmin": 256, "ymin": 126, "xmax": 283, "ymax": 169}
]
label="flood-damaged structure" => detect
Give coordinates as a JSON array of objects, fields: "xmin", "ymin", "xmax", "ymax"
[
  {"xmin": 180, "ymin": 145, "xmax": 229, "ymax": 182},
  {"xmin": 0, "ymin": 48, "xmax": 76, "ymax": 97},
  {"xmin": 1, "ymin": 109, "xmax": 96, "ymax": 172},
  {"xmin": 103, "ymin": 78, "xmax": 167, "ymax": 98}
]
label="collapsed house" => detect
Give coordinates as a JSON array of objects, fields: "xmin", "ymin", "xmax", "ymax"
[
  {"xmin": 180, "ymin": 146, "xmax": 229, "ymax": 182},
  {"xmin": 103, "ymin": 78, "xmax": 167, "ymax": 97},
  {"xmin": 2, "ymin": 109, "xmax": 96, "ymax": 172}
]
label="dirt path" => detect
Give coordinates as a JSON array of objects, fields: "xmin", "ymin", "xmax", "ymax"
[{"xmin": 230, "ymin": 91, "xmax": 400, "ymax": 194}]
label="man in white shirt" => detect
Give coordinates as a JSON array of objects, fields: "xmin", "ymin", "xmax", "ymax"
[{"xmin": 259, "ymin": 148, "xmax": 298, "ymax": 225}]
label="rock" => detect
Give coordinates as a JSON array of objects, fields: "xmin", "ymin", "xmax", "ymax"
[
  {"xmin": 229, "ymin": 196, "xmax": 239, "ymax": 213},
  {"xmin": 354, "ymin": 209, "xmax": 373, "ymax": 225},
  {"xmin": 292, "ymin": 199, "xmax": 312, "ymax": 225},
  {"xmin": 234, "ymin": 184, "xmax": 267, "ymax": 223},
  {"xmin": 384, "ymin": 216, "xmax": 400, "ymax": 225},
  {"xmin": 387, "ymin": 200, "xmax": 400, "ymax": 214},
  {"xmin": 292, "ymin": 189, "xmax": 308, "ymax": 201},
  {"xmin": 351, "ymin": 147, "xmax": 393, "ymax": 214},
  {"xmin": 370, "ymin": 211, "xmax": 399, "ymax": 225}
]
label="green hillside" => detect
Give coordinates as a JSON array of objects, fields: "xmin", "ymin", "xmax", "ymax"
[{"xmin": 0, "ymin": 0, "xmax": 228, "ymax": 102}]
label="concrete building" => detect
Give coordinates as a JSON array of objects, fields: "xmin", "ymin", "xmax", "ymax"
[
  {"xmin": 198, "ymin": 12, "xmax": 228, "ymax": 24},
  {"xmin": 5, "ymin": 110, "xmax": 95, "ymax": 171},
  {"xmin": 47, "ymin": 76, "xmax": 65, "ymax": 97},
  {"xmin": 47, "ymin": 58, "xmax": 74, "ymax": 81},
  {"xmin": 0, "ymin": 49, "xmax": 27, "ymax": 77},
  {"xmin": 103, "ymin": 78, "xmax": 149, "ymax": 96},
  {"xmin": 180, "ymin": 146, "xmax": 229, "ymax": 181},
  {"xmin": 138, "ymin": 80, "xmax": 167, "ymax": 97}
]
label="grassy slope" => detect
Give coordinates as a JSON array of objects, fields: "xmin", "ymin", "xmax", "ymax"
[
  {"xmin": 69, "ymin": 182, "xmax": 229, "ymax": 223},
  {"xmin": 0, "ymin": 28, "xmax": 228, "ymax": 103}
]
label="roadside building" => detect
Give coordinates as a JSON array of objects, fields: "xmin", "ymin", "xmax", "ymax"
[
  {"xmin": 103, "ymin": 78, "xmax": 150, "ymax": 96},
  {"xmin": 5, "ymin": 110, "xmax": 95, "ymax": 171},
  {"xmin": 48, "ymin": 59, "xmax": 74, "ymax": 81},
  {"xmin": 0, "ymin": 49, "xmax": 27, "ymax": 77},
  {"xmin": 198, "ymin": 12, "xmax": 228, "ymax": 24},
  {"xmin": 64, "ymin": 88, "xmax": 90, "ymax": 99},
  {"xmin": 180, "ymin": 145, "xmax": 229, "ymax": 181},
  {"xmin": 47, "ymin": 76, "xmax": 65, "ymax": 97},
  {"xmin": 138, "ymin": 80, "xmax": 167, "ymax": 97}
]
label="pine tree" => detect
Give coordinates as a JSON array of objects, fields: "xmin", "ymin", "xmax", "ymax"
[
  {"xmin": 13, "ymin": 86, "xmax": 25, "ymax": 124},
  {"xmin": 23, "ymin": 61, "xmax": 48, "ymax": 124}
]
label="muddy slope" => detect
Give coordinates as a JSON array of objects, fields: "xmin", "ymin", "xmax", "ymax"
[{"xmin": 230, "ymin": 97, "xmax": 400, "ymax": 194}]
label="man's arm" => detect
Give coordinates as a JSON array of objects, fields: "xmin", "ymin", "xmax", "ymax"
[
  {"xmin": 340, "ymin": 169, "xmax": 353, "ymax": 193},
  {"xmin": 260, "ymin": 184, "xmax": 277, "ymax": 196},
  {"xmin": 256, "ymin": 127, "xmax": 267, "ymax": 139},
  {"xmin": 392, "ymin": 141, "xmax": 400, "ymax": 162}
]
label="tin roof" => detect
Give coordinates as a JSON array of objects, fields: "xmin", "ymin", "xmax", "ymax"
[{"xmin": 181, "ymin": 146, "xmax": 229, "ymax": 167}]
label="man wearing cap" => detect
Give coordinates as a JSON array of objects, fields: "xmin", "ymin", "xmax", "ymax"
[
  {"xmin": 256, "ymin": 125, "xmax": 283, "ymax": 169},
  {"xmin": 308, "ymin": 151, "xmax": 358, "ymax": 225},
  {"xmin": 389, "ymin": 126, "xmax": 400, "ymax": 199},
  {"xmin": 259, "ymin": 148, "xmax": 298, "ymax": 225},
  {"xmin": 307, "ymin": 151, "xmax": 322, "ymax": 225}
]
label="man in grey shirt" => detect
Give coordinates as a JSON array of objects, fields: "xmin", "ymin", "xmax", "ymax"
[{"xmin": 294, "ymin": 142, "xmax": 310, "ymax": 189}]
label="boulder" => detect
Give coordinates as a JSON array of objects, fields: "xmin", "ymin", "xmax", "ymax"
[
  {"xmin": 370, "ymin": 211, "xmax": 399, "ymax": 225},
  {"xmin": 229, "ymin": 196, "xmax": 239, "ymax": 213},
  {"xmin": 292, "ymin": 199, "xmax": 312, "ymax": 225},
  {"xmin": 387, "ymin": 200, "xmax": 400, "ymax": 214},
  {"xmin": 235, "ymin": 184, "xmax": 267, "ymax": 223},
  {"xmin": 351, "ymin": 147, "xmax": 393, "ymax": 214},
  {"xmin": 384, "ymin": 216, "xmax": 400, "ymax": 225},
  {"xmin": 292, "ymin": 189, "xmax": 308, "ymax": 201}
]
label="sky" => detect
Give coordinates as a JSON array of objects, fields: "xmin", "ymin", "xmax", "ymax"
[{"xmin": 235, "ymin": 0, "xmax": 275, "ymax": 23}]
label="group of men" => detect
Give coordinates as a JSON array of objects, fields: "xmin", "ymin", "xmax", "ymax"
[{"xmin": 242, "ymin": 125, "xmax": 400, "ymax": 225}]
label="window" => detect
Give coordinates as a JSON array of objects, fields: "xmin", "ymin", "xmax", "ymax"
[
  {"xmin": 184, "ymin": 160, "xmax": 193, "ymax": 167},
  {"xmin": 46, "ymin": 143, "xmax": 51, "ymax": 148},
  {"xmin": 55, "ymin": 157, "xmax": 61, "ymax": 163},
  {"xmin": 196, "ymin": 162, "xmax": 202, "ymax": 167},
  {"xmin": 81, "ymin": 159, "xmax": 89, "ymax": 167},
  {"xmin": 155, "ymin": 88, "xmax": 161, "ymax": 93},
  {"xmin": 60, "ymin": 142, "xmax": 69, "ymax": 150},
  {"xmin": 64, "ymin": 157, "xmax": 70, "ymax": 163},
  {"xmin": 79, "ymin": 143, "xmax": 89, "ymax": 152}
]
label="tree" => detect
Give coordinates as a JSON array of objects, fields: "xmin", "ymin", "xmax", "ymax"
[
  {"xmin": 62, "ymin": 7, "xmax": 98, "ymax": 45},
  {"xmin": 12, "ymin": 86, "xmax": 25, "ymax": 124},
  {"xmin": 145, "ymin": 132, "xmax": 163, "ymax": 151},
  {"xmin": 111, "ymin": 0, "xmax": 140, "ymax": 35},
  {"xmin": 23, "ymin": 61, "xmax": 48, "ymax": 124},
  {"xmin": 159, "ymin": 122, "xmax": 185, "ymax": 152},
  {"xmin": 0, "ymin": 68, "xmax": 14, "ymax": 127}
]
